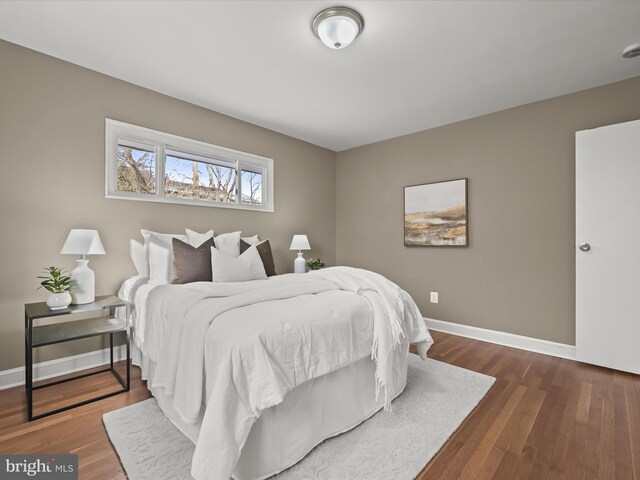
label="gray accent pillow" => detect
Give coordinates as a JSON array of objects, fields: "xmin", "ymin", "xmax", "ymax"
[
  {"xmin": 240, "ymin": 239, "xmax": 277, "ymax": 277},
  {"xmin": 172, "ymin": 237, "xmax": 214, "ymax": 284}
]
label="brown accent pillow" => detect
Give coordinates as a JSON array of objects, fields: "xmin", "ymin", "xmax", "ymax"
[
  {"xmin": 240, "ymin": 239, "xmax": 277, "ymax": 277},
  {"xmin": 172, "ymin": 237, "xmax": 214, "ymax": 284}
]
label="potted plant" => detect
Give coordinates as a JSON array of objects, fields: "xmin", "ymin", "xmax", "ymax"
[
  {"xmin": 38, "ymin": 266, "xmax": 74, "ymax": 310},
  {"xmin": 306, "ymin": 258, "xmax": 326, "ymax": 271}
]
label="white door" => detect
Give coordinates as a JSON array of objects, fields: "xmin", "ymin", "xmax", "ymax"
[{"xmin": 576, "ymin": 119, "xmax": 640, "ymax": 375}]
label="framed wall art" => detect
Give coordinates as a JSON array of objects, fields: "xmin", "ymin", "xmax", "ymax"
[{"xmin": 404, "ymin": 178, "xmax": 468, "ymax": 247}]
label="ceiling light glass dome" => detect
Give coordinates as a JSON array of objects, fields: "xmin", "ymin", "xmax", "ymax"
[{"xmin": 312, "ymin": 6, "xmax": 364, "ymax": 50}]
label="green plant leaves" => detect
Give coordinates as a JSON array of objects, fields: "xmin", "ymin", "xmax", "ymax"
[
  {"xmin": 37, "ymin": 266, "xmax": 74, "ymax": 293},
  {"xmin": 305, "ymin": 258, "xmax": 326, "ymax": 270}
]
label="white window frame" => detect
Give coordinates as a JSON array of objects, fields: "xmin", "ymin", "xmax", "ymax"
[{"xmin": 105, "ymin": 119, "xmax": 274, "ymax": 212}]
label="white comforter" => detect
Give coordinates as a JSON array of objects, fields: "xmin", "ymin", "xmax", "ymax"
[{"xmin": 136, "ymin": 267, "xmax": 432, "ymax": 480}]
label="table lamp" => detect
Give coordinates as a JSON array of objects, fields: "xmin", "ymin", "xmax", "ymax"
[
  {"xmin": 60, "ymin": 229, "xmax": 106, "ymax": 304},
  {"xmin": 289, "ymin": 235, "xmax": 311, "ymax": 274}
]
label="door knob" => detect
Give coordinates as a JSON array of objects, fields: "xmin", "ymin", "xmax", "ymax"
[{"xmin": 579, "ymin": 243, "xmax": 591, "ymax": 252}]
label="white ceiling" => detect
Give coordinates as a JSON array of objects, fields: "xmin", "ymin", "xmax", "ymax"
[{"xmin": 0, "ymin": 1, "xmax": 639, "ymax": 151}]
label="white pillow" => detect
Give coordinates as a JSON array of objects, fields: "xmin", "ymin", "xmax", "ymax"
[
  {"xmin": 140, "ymin": 230, "xmax": 187, "ymax": 282},
  {"xmin": 211, "ymin": 245, "xmax": 267, "ymax": 282},
  {"xmin": 129, "ymin": 239, "xmax": 148, "ymax": 276},
  {"xmin": 146, "ymin": 233, "xmax": 189, "ymax": 285},
  {"xmin": 140, "ymin": 229, "xmax": 186, "ymax": 250},
  {"xmin": 214, "ymin": 231, "xmax": 241, "ymax": 257},
  {"xmin": 185, "ymin": 228, "xmax": 214, "ymax": 248},
  {"xmin": 148, "ymin": 235, "xmax": 173, "ymax": 285},
  {"xmin": 241, "ymin": 235, "xmax": 260, "ymax": 246}
]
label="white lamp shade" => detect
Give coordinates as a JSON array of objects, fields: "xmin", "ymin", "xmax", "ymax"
[
  {"xmin": 289, "ymin": 235, "xmax": 311, "ymax": 251},
  {"xmin": 60, "ymin": 229, "xmax": 106, "ymax": 255}
]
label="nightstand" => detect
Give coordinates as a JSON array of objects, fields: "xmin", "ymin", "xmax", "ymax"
[{"xmin": 24, "ymin": 295, "xmax": 130, "ymax": 421}]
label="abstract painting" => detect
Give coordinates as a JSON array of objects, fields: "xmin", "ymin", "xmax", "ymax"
[{"xmin": 404, "ymin": 178, "xmax": 468, "ymax": 247}]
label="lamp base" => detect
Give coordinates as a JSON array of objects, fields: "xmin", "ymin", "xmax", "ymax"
[
  {"xmin": 294, "ymin": 252, "xmax": 306, "ymax": 274},
  {"xmin": 70, "ymin": 259, "xmax": 95, "ymax": 304}
]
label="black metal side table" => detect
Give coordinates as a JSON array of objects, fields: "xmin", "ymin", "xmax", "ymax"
[{"xmin": 24, "ymin": 295, "xmax": 130, "ymax": 421}]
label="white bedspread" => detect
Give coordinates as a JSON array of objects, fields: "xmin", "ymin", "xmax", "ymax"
[
  {"xmin": 136, "ymin": 267, "xmax": 432, "ymax": 480},
  {"xmin": 309, "ymin": 267, "xmax": 430, "ymax": 407}
]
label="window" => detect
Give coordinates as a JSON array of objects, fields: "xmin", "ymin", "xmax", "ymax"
[
  {"xmin": 105, "ymin": 119, "xmax": 274, "ymax": 212},
  {"xmin": 241, "ymin": 168, "xmax": 263, "ymax": 205},
  {"xmin": 164, "ymin": 150, "xmax": 237, "ymax": 203},
  {"xmin": 117, "ymin": 141, "xmax": 156, "ymax": 194}
]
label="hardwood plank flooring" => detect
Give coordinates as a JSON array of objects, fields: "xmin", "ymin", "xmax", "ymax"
[
  {"xmin": 0, "ymin": 331, "xmax": 638, "ymax": 479},
  {"xmin": 417, "ymin": 333, "xmax": 639, "ymax": 480}
]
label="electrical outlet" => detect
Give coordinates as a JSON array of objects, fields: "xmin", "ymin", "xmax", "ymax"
[{"xmin": 430, "ymin": 291, "xmax": 439, "ymax": 304}]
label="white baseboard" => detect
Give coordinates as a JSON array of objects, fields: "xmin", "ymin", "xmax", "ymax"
[
  {"xmin": 0, "ymin": 319, "xmax": 576, "ymax": 390},
  {"xmin": 425, "ymin": 318, "xmax": 576, "ymax": 361},
  {"xmin": 0, "ymin": 345, "xmax": 128, "ymax": 391}
]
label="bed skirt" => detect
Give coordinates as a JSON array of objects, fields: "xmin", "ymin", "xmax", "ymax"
[{"xmin": 132, "ymin": 343, "xmax": 408, "ymax": 480}]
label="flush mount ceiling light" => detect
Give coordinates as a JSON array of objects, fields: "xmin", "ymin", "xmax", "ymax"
[
  {"xmin": 622, "ymin": 42, "xmax": 640, "ymax": 58},
  {"xmin": 312, "ymin": 6, "xmax": 364, "ymax": 50}
]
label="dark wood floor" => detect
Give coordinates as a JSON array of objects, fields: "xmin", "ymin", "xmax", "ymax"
[{"xmin": 0, "ymin": 331, "xmax": 638, "ymax": 479}]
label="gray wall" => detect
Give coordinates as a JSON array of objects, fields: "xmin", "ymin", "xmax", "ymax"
[
  {"xmin": 2, "ymin": 37, "xmax": 640, "ymax": 373},
  {"xmin": 0, "ymin": 40, "xmax": 336, "ymax": 371},
  {"xmin": 336, "ymin": 76, "xmax": 640, "ymax": 345}
]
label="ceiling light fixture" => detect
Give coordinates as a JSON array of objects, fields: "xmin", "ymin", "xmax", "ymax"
[
  {"xmin": 622, "ymin": 42, "xmax": 640, "ymax": 58},
  {"xmin": 312, "ymin": 6, "xmax": 364, "ymax": 50}
]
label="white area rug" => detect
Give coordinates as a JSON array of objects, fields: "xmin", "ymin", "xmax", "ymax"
[{"xmin": 103, "ymin": 356, "xmax": 494, "ymax": 480}]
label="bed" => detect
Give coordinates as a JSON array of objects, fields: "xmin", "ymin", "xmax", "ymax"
[{"xmin": 119, "ymin": 267, "xmax": 433, "ymax": 480}]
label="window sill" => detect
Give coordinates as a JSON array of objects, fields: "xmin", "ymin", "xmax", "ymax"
[{"xmin": 105, "ymin": 192, "xmax": 274, "ymax": 212}]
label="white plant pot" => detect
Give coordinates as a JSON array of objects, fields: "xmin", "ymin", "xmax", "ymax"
[{"xmin": 47, "ymin": 292, "xmax": 72, "ymax": 310}]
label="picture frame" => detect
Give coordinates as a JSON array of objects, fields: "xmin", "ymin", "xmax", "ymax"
[{"xmin": 404, "ymin": 178, "xmax": 468, "ymax": 247}]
